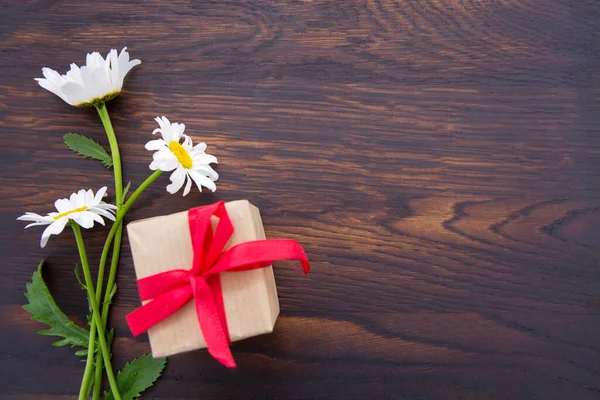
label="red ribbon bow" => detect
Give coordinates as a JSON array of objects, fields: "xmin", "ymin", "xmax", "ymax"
[{"xmin": 126, "ymin": 201, "xmax": 310, "ymax": 368}]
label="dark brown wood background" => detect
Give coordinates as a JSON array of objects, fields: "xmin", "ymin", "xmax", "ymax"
[{"xmin": 2, "ymin": 0, "xmax": 600, "ymax": 398}]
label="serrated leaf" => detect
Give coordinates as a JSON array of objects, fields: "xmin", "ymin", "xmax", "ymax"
[
  {"xmin": 106, "ymin": 354, "xmax": 167, "ymax": 400},
  {"xmin": 64, "ymin": 132, "xmax": 113, "ymax": 168},
  {"xmin": 23, "ymin": 261, "xmax": 89, "ymax": 354},
  {"xmin": 122, "ymin": 181, "xmax": 132, "ymax": 203}
]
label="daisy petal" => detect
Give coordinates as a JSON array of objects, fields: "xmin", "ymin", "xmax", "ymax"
[
  {"xmin": 40, "ymin": 218, "xmax": 68, "ymax": 248},
  {"xmin": 74, "ymin": 212, "xmax": 94, "ymax": 229},
  {"xmin": 181, "ymin": 135, "xmax": 193, "ymax": 151},
  {"xmin": 75, "ymin": 189, "xmax": 87, "ymax": 207},
  {"xmin": 192, "ymin": 153, "xmax": 218, "ymax": 166},
  {"xmin": 189, "ymin": 169, "xmax": 217, "ymax": 192},
  {"xmin": 94, "ymin": 203, "xmax": 117, "ymax": 211},
  {"xmin": 17, "ymin": 212, "xmax": 46, "ymax": 222},
  {"xmin": 170, "ymin": 123, "xmax": 185, "ymax": 142},
  {"xmin": 54, "ymin": 198, "xmax": 72, "ymax": 213},
  {"xmin": 166, "ymin": 167, "xmax": 186, "ymax": 194},
  {"xmin": 36, "ymin": 77, "xmax": 71, "ymax": 105},
  {"xmin": 149, "ymin": 160, "xmax": 160, "ymax": 170},
  {"xmin": 182, "ymin": 174, "xmax": 193, "ymax": 196},
  {"xmin": 145, "ymin": 139, "xmax": 166, "ymax": 151},
  {"xmin": 91, "ymin": 207, "xmax": 116, "ymax": 221},
  {"xmin": 193, "ymin": 142, "xmax": 207, "ymax": 152},
  {"xmin": 159, "ymin": 158, "xmax": 180, "ymax": 172},
  {"xmin": 193, "ymin": 165, "xmax": 219, "ymax": 181},
  {"xmin": 85, "ymin": 189, "xmax": 95, "ymax": 205},
  {"xmin": 89, "ymin": 211, "xmax": 105, "ymax": 226},
  {"xmin": 24, "ymin": 221, "xmax": 53, "ymax": 229},
  {"xmin": 94, "ymin": 186, "xmax": 108, "ymax": 204}
]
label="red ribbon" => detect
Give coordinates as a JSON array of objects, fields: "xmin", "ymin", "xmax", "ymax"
[{"xmin": 126, "ymin": 201, "xmax": 310, "ymax": 368}]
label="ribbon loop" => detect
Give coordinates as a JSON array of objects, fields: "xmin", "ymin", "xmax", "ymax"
[
  {"xmin": 137, "ymin": 269, "xmax": 191, "ymax": 301},
  {"xmin": 126, "ymin": 201, "xmax": 310, "ymax": 368}
]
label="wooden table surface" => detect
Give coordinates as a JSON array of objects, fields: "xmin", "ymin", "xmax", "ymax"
[{"xmin": 2, "ymin": 0, "xmax": 600, "ymax": 399}]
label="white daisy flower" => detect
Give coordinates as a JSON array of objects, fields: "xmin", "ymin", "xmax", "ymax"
[
  {"xmin": 17, "ymin": 187, "xmax": 117, "ymax": 248},
  {"xmin": 35, "ymin": 47, "xmax": 141, "ymax": 107},
  {"xmin": 145, "ymin": 116, "xmax": 218, "ymax": 196}
]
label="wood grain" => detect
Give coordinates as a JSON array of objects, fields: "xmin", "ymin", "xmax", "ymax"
[{"xmin": 1, "ymin": 0, "xmax": 600, "ymax": 398}]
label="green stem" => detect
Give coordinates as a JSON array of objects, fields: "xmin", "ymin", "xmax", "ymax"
[
  {"xmin": 90, "ymin": 169, "xmax": 163, "ymax": 399},
  {"xmin": 78, "ymin": 317, "xmax": 97, "ymax": 400},
  {"xmin": 99, "ymin": 169, "xmax": 163, "ymax": 326},
  {"xmin": 121, "ymin": 170, "xmax": 163, "ymax": 216},
  {"xmin": 92, "ymin": 224, "xmax": 121, "ymax": 400},
  {"xmin": 96, "ymin": 102, "xmax": 123, "ymax": 207},
  {"xmin": 72, "ymin": 224, "xmax": 121, "ymax": 400},
  {"xmin": 90, "ymin": 170, "xmax": 164, "ymax": 325},
  {"xmin": 93, "ymin": 170, "xmax": 163, "ymax": 313},
  {"xmin": 90, "ymin": 102, "xmax": 125, "ymax": 397}
]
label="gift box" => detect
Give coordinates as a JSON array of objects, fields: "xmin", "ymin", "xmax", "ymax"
[{"xmin": 126, "ymin": 200, "xmax": 309, "ymax": 367}]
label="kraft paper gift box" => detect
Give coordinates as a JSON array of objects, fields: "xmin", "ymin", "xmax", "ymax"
[{"xmin": 126, "ymin": 200, "xmax": 280, "ymax": 358}]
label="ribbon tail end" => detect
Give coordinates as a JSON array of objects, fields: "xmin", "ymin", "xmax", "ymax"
[
  {"xmin": 214, "ymin": 352, "xmax": 237, "ymax": 368},
  {"xmin": 293, "ymin": 263, "xmax": 310, "ymax": 275},
  {"xmin": 209, "ymin": 348, "xmax": 237, "ymax": 368}
]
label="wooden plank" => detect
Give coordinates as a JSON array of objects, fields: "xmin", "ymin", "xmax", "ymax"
[{"xmin": 1, "ymin": 0, "xmax": 599, "ymax": 398}]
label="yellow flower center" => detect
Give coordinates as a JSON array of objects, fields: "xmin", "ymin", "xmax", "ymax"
[
  {"xmin": 54, "ymin": 206, "xmax": 88, "ymax": 220},
  {"xmin": 169, "ymin": 141, "xmax": 193, "ymax": 169}
]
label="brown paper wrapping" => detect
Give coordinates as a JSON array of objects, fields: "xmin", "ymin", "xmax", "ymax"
[{"xmin": 127, "ymin": 200, "xmax": 280, "ymax": 357}]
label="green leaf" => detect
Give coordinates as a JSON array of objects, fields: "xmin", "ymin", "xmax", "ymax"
[
  {"xmin": 106, "ymin": 354, "xmax": 167, "ymax": 400},
  {"xmin": 75, "ymin": 349, "xmax": 88, "ymax": 357},
  {"xmin": 74, "ymin": 264, "xmax": 87, "ymax": 291},
  {"xmin": 122, "ymin": 181, "xmax": 132, "ymax": 202},
  {"xmin": 64, "ymin": 132, "xmax": 113, "ymax": 168},
  {"xmin": 104, "ymin": 284, "xmax": 117, "ymax": 307},
  {"xmin": 75, "ymin": 328, "xmax": 114, "ymax": 360},
  {"xmin": 23, "ymin": 261, "xmax": 89, "ymax": 352},
  {"xmin": 107, "ymin": 328, "xmax": 115, "ymax": 349}
]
